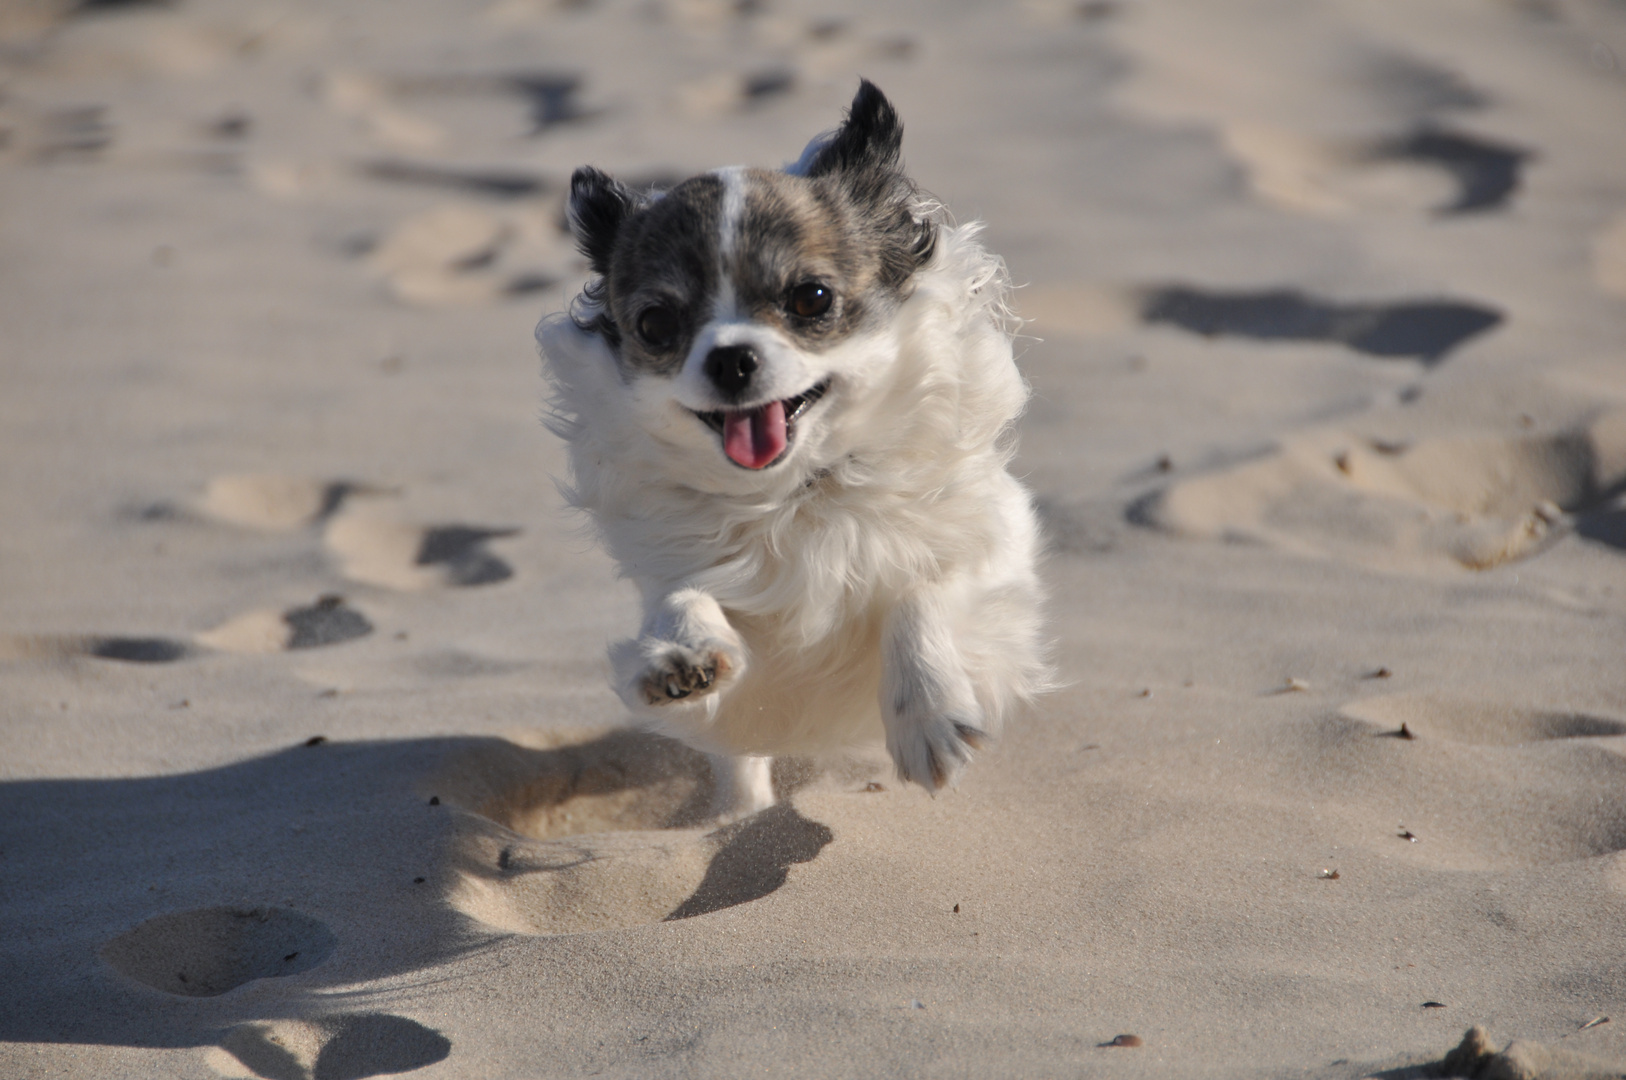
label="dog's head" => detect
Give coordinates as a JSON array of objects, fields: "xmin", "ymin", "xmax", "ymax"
[{"xmin": 564, "ymin": 81, "xmax": 937, "ymax": 491}]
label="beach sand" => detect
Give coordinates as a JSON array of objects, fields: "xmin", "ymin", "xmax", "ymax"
[{"xmin": 2, "ymin": 1, "xmax": 1625, "ymax": 1076}]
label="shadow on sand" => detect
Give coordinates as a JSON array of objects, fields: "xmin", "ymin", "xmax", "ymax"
[
  {"xmin": 1141, "ymin": 286, "xmax": 1502, "ymax": 364},
  {"xmin": 0, "ymin": 730, "xmax": 831, "ymax": 1074}
]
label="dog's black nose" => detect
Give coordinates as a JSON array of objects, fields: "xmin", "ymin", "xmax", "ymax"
[{"xmin": 704, "ymin": 345, "xmax": 758, "ymax": 400}]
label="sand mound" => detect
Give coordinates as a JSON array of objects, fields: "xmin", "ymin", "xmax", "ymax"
[
  {"xmin": 1140, "ymin": 409, "xmax": 1626, "ymax": 572},
  {"xmin": 428, "ymin": 730, "xmax": 833, "ymax": 936},
  {"xmin": 1438, "ymin": 1025, "xmax": 1625, "ymax": 1080},
  {"xmin": 1301, "ymin": 697, "xmax": 1626, "ymax": 870}
]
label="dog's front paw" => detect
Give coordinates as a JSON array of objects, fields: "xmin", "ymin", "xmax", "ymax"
[
  {"xmin": 634, "ymin": 642, "xmax": 737, "ymax": 706},
  {"xmin": 887, "ymin": 715, "xmax": 988, "ymax": 791}
]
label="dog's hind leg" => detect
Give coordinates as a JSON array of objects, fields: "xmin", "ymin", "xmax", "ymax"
[
  {"xmin": 882, "ymin": 480, "xmax": 1047, "ymax": 791},
  {"xmin": 880, "ymin": 588, "xmax": 990, "ymax": 791},
  {"xmin": 707, "ymin": 753, "xmax": 775, "ymax": 818}
]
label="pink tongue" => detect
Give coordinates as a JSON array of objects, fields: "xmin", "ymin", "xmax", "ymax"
[{"xmin": 722, "ymin": 400, "xmax": 788, "ymax": 469}]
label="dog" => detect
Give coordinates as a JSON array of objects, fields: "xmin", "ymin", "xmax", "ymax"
[{"xmin": 537, "ymin": 80, "xmax": 1046, "ymax": 816}]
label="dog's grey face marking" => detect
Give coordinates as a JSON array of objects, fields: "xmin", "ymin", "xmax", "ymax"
[
  {"xmin": 602, "ymin": 175, "xmax": 724, "ymax": 375},
  {"xmin": 568, "ymin": 81, "xmax": 937, "ymax": 383},
  {"xmin": 724, "ymin": 172, "xmax": 883, "ymax": 344}
]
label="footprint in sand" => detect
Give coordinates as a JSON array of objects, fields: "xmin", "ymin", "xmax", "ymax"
[
  {"xmin": 1016, "ymin": 282, "xmax": 1503, "ymax": 363},
  {"xmin": 1134, "ymin": 407, "xmax": 1626, "ymax": 572},
  {"xmin": 357, "ymin": 159, "xmax": 548, "ymax": 199},
  {"xmin": 197, "ymin": 595, "xmax": 374, "ymax": 654},
  {"xmin": 1221, "ymin": 122, "xmax": 1529, "ymax": 218},
  {"xmin": 77, "ymin": 474, "xmax": 515, "ymax": 666},
  {"xmin": 1364, "ymin": 126, "xmax": 1529, "ymax": 215},
  {"xmin": 101, "ymin": 906, "xmax": 336, "ymax": 998},
  {"xmin": 669, "ymin": 35, "xmax": 910, "ymax": 119},
  {"xmin": 188, "ymin": 472, "xmax": 520, "ymax": 590},
  {"xmin": 0, "ymin": 633, "xmax": 193, "ymax": 664},
  {"xmin": 364, "ymin": 71, "xmax": 591, "ymax": 135},
  {"xmin": 361, "ymin": 201, "xmax": 563, "ymax": 306},
  {"xmin": 427, "ymin": 730, "xmax": 833, "ymax": 936},
  {"xmin": 662, "ymin": 7, "xmax": 914, "ymax": 117},
  {"xmin": 322, "ymin": 70, "xmax": 447, "ymax": 153},
  {"xmin": 674, "ymin": 67, "xmax": 798, "ymax": 117},
  {"xmin": 323, "ymin": 512, "xmax": 518, "ymax": 590},
  {"xmin": 1230, "ymin": 41, "xmax": 1540, "ymax": 215},
  {"xmin": 212, "ymin": 1014, "xmax": 451, "ymax": 1080},
  {"xmin": 0, "ymin": 594, "xmax": 375, "ymax": 663},
  {"xmin": 324, "ymin": 67, "xmax": 592, "ymax": 153},
  {"xmin": 195, "ymin": 474, "xmax": 372, "ymax": 532},
  {"xmin": 1110, "ymin": 9, "xmax": 1520, "ymax": 218},
  {"xmin": 1138, "ymin": 286, "xmax": 1502, "ymax": 365}
]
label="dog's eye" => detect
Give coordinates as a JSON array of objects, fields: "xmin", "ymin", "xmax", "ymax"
[
  {"xmin": 636, "ymin": 305, "xmax": 681, "ymax": 349},
  {"xmin": 788, "ymin": 282, "xmax": 833, "ymax": 320}
]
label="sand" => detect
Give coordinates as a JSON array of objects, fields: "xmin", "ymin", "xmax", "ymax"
[{"xmin": 2, "ymin": 1, "xmax": 1625, "ymax": 1077}]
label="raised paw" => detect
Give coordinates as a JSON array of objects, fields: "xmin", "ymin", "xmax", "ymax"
[
  {"xmin": 887, "ymin": 716, "xmax": 990, "ymax": 791},
  {"xmin": 636, "ymin": 644, "xmax": 733, "ymax": 706}
]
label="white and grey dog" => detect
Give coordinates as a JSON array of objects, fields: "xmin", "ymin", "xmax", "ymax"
[{"xmin": 538, "ymin": 81, "xmax": 1046, "ymax": 816}]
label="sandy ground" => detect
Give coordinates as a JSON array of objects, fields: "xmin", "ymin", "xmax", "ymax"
[{"xmin": 3, "ymin": 1, "xmax": 1626, "ymax": 1077}]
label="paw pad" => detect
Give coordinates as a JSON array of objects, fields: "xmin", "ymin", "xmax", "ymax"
[{"xmin": 638, "ymin": 648, "xmax": 727, "ymax": 705}]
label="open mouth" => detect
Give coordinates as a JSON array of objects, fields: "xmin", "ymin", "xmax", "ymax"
[{"xmin": 694, "ymin": 380, "xmax": 830, "ymax": 470}]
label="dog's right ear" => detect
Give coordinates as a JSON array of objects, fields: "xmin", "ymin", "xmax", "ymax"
[
  {"xmin": 568, "ymin": 166, "xmax": 637, "ymax": 276},
  {"xmin": 799, "ymin": 80, "xmax": 904, "ymax": 182}
]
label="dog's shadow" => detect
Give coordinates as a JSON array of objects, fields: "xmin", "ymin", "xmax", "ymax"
[{"xmin": 0, "ymin": 729, "xmax": 832, "ymax": 1071}]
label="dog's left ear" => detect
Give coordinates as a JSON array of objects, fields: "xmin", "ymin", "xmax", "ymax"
[
  {"xmin": 568, "ymin": 166, "xmax": 639, "ymax": 277},
  {"xmin": 801, "ymin": 79, "xmax": 903, "ymax": 182}
]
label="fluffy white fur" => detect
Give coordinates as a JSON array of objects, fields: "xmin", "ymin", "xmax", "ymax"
[{"xmin": 539, "ymin": 220, "xmax": 1047, "ymax": 806}]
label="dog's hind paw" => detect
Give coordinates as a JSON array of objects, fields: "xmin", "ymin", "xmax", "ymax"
[
  {"xmin": 634, "ymin": 643, "xmax": 735, "ymax": 706},
  {"xmin": 887, "ymin": 715, "xmax": 988, "ymax": 791}
]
